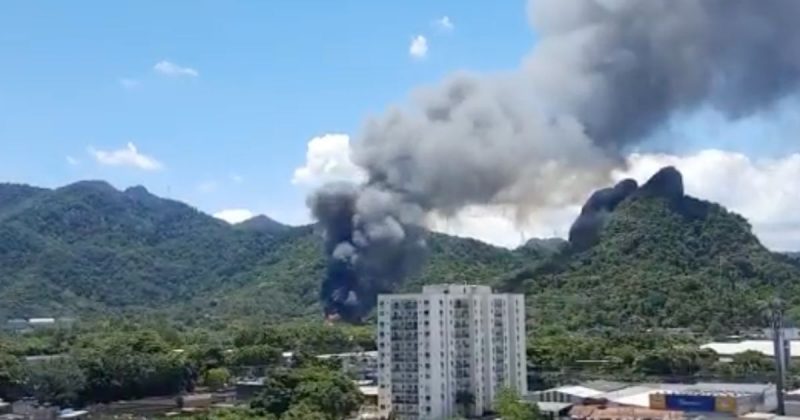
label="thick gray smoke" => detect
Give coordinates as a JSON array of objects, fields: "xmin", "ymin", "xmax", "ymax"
[{"xmin": 312, "ymin": 0, "xmax": 800, "ymax": 322}]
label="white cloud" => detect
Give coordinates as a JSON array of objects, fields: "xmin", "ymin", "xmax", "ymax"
[
  {"xmin": 409, "ymin": 35, "xmax": 428, "ymax": 59},
  {"xmin": 292, "ymin": 134, "xmax": 366, "ymax": 187},
  {"xmin": 88, "ymin": 142, "xmax": 163, "ymax": 171},
  {"xmin": 214, "ymin": 209, "xmax": 255, "ymax": 224},
  {"xmin": 615, "ymin": 149, "xmax": 800, "ymax": 251},
  {"xmin": 434, "ymin": 16, "xmax": 454, "ymax": 31},
  {"xmin": 230, "ymin": 173, "xmax": 244, "ymax": 184},
  {"xmin": 66, "ymin": 156, "xmax": 80, "ymax": 166},
  {"xmin": 429, "ymin": 205, "xmax": 579, "ymax": 248},
  {"xmin": 119, "ymin": 78, "xmax": 141, "ymax": 90},
  {"xmin": 153, "ymin": 60, "xmax": 199, "ymax": 78},
  {"xmin": 291, "ymin": 137, "xmax": 800, "ymax": 250}
]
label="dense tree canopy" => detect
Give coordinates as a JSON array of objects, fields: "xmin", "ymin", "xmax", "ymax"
[{"xmin": 495, "ymin": 387, "xmax": 543, "ymax": 420}]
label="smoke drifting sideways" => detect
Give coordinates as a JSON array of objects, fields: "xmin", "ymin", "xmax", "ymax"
[{"xmin": 310, "ymin": 0, "xmax": 800, "ymax": 322}]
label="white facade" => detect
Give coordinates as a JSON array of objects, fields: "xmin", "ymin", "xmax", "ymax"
[{"xmin": 376, "ymin": 284, "xmax": 527, "ymax": 419}]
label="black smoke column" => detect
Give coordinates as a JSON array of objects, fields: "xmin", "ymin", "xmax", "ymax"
[{"xmin": 309, "ymin": 183, "xmax": 427, "ymax": 322}]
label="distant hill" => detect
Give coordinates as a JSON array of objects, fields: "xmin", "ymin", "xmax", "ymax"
[
  {"xmin": 235, "ymin": 215, "xmax": 291, "ymax": 236},
  {"xmin": 502, "ymin": 167, "xmax": 800, "ymax": 333},
  {"xmin": 0, "ymin": 181, "xmax": 526, "ymax": 321},
  {"xmin": 1, "ymin": 170, "xmax": 798, "ymax": 333},
  {"xmin": 0, "ymin": 181, "xmax": 282, "ymax": 319}
]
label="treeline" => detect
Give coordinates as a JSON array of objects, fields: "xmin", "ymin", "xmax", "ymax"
[
  {"xmin": 528, "ymin": 328, "xmax": 786, "ymax": 389},
  {"xmin": 0, "ymin": 320, "xmax": 375, "ymax": 408},
  {"xmin": 176, "ymin": 356, "xmax": 365, "ymax": 420}
]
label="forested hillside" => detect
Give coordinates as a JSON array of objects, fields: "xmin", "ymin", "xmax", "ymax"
[
  {"xmin": 0, "ymin": 181, "xmax": 282, "ymax": 319},
  {"xmin": 502, "ymin": 168, "xmax": 800, "ymax": 333},
  {"xmin": 0, "ymin": 181, "xmax": 527, "ymax": 321},
  {"xmin": 179, "ymin": 225, "xmax": 528, "ymax": 322},
  {"xmin": 0, "ymin": 169, "xmax": 799, "ymax": 334}
]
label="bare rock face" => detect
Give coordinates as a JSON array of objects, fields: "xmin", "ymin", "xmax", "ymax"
[
  {"xmin": 569, "ymin": 178, "xmax": 638, "ymax": 251},
  {"xmin": 638, "ymin": 166, "xmax": 684, "ymax": 201},
  {"xmin": 569, "ymin": 166, "xmax": 693, "ymax": 251}
]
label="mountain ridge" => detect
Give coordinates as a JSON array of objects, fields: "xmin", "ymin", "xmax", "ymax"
[{"xmin": 0, "ymin": 173, "xmax": 798, "ymax": 334}]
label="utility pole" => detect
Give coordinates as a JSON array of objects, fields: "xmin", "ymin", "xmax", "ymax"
[{"xmin": 770, "ymin": 302, "xmax": 787, "ymax": 415}]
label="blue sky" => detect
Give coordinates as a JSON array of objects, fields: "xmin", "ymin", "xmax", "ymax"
[
  {"xmin": 3, "ymin": 1, "xmax": 800, "ymax": 251},
  {"xmin": 0, "ymin": 1, "xmax": 532, "ymax": 223}
]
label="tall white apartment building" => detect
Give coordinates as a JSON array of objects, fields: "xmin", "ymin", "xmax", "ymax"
[{"xmin": 376, "ymin": 284, "xmax": 527, "ymax": 419}]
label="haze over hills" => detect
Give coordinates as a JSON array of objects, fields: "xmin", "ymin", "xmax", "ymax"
[{"xmin": 0, "ymin": 168, "xmax": 798, "ymax": 333}]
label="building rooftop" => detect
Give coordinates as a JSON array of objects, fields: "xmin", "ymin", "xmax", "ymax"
[
  {"xmin": 541, "ymin": 381, "xmax": 777, "ymax": 410},
  {"xmin": 579, "ymin": 380, "xmax": 629, "ymax": 392},
  {"xmin": 554, "ymin": 385, "xmax": 604, "ymax": 399},
  {"xmin": 702, "ymin": 340, "xmax": 800, "ymax": 357},
  {"xmin": 421, "ymin": 284, "xmax": 492, "ymax": 295},
  {"xmin": 235, "ymin": 378, "xmax": 265, "ymax": 386},
  {"xmin": 536, "ymin": 401, "xmax": 573, "ymax": 413},
  {"xmin": 317, "ymin": 351, "xmax": 378, "ymax": 359},
  {"xmin": 602, "ymin": 385, "xmax": 659, "ymax": 407},
  {"xmin": 23, "ymin": 354, "xmax": 67, "ymax": 363},
  {"xmin": 359, "ymin": 386, "xmax": 378, "ymax": 397},
  {"xmin": 570, "ymin": 405, "xmax": 683, "ymax": 420},
  {"xmin": 684, "ymin": 382, "xmax": 774, "ymax": 394},
  {"xmin": 58, "ymin": 409, "xmax": 88, "ymax": 419}
]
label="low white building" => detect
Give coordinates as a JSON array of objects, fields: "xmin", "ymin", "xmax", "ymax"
[
  {"xmin": 701, "ymin": 340, "xmax": 800, "ymax": 359},
  {"xmin": 531, "ymin": 382, "xmax": 778, "ymax": 417}
]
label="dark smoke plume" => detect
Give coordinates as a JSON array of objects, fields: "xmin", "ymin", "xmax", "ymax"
[
  {"xmin": 569, "ymin": 178, "xmax": 638, "ymax": 251},
  {"xmin": 312, "ymin": 0, "xmax": 800, "ymax": 321}
]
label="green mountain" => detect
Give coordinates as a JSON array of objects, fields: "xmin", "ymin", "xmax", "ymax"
[
  {"xmin": 0, "ymin": 169, "xmax": 798, "ymax": 334},
  {"xmin": 179, "ymin": 225, "xmax": 527, "ymax": 322},
  {"xmin": 502, "ymin": 168, "xmax": 800, "ymax": 333},
  {"xmin": 0, "ymin": 181, "xmax": 282, "ymax": 319},
  {"xmin": 0, "ymin": 181, "xmax": 526, "ymax": 321}
]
